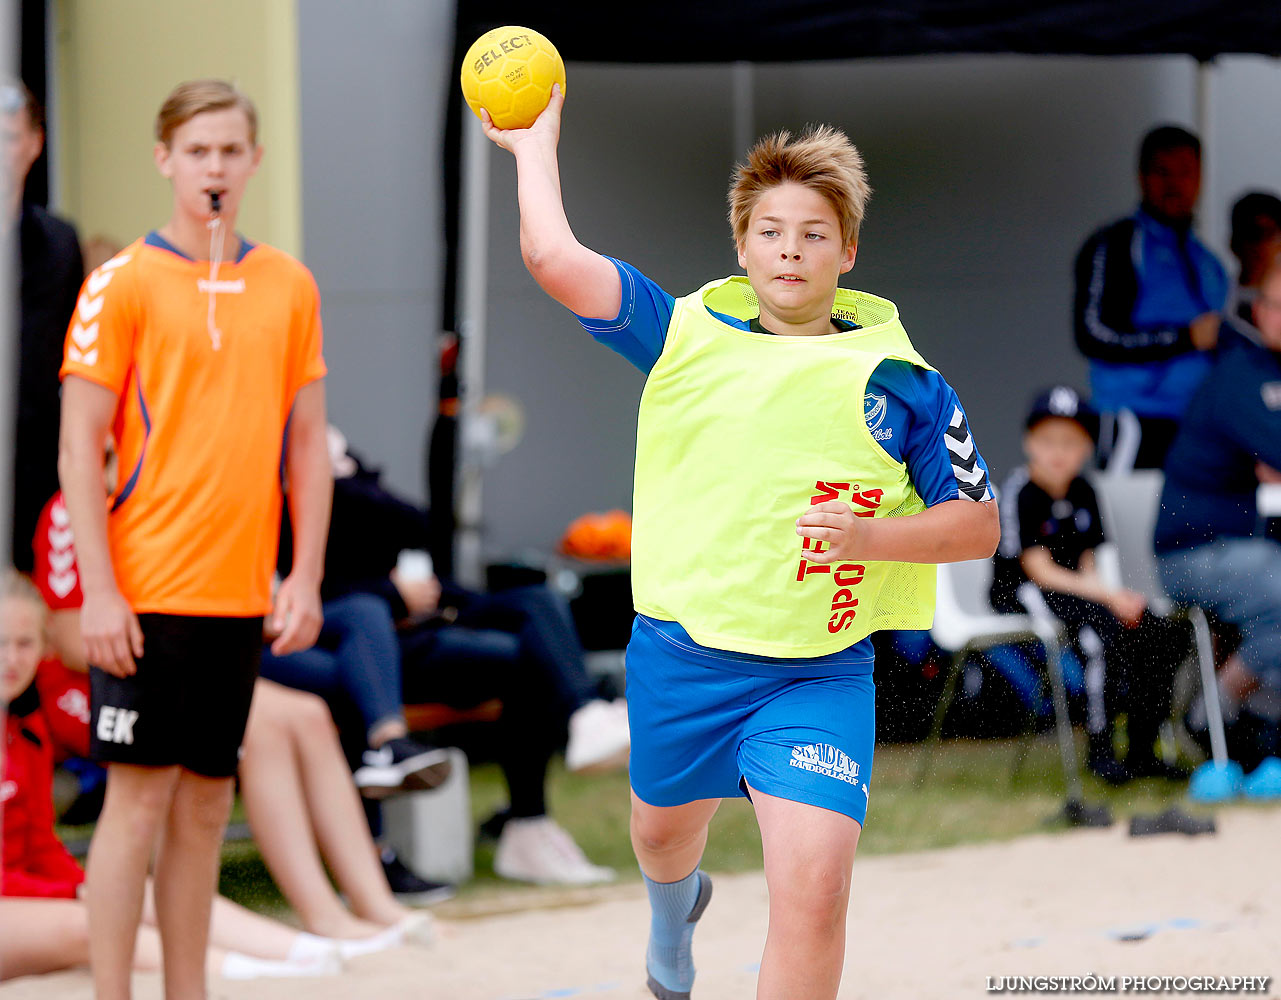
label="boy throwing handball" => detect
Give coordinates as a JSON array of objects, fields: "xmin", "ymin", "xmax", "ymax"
[
  {"xmin": 481, "ymin": 87, "xmax": 998, "ymax": 999},
  {"xmin": 59, "ymin": 80, "xmax": 331, "ymax": 1000}
]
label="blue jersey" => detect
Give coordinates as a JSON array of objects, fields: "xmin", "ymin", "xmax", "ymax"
[{"xmin": 577, "ymin": 258, "xmax": 992, "ymax": 676}]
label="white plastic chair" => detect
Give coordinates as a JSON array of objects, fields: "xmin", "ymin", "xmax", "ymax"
[
  {"xmin": 1089, "ymin": 470, "xmax": 1230, "ymax": 771},
  {"xmin": 918, "ymin": 559, "xmax": 1084, "ymax": 804}
]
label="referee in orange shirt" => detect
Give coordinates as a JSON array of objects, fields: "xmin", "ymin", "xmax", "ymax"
[{"xmin": 58, "ymin": 80, "xmax": 331, "ymax": 1000}]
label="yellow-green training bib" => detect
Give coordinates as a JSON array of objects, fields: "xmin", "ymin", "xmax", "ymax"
[{"xmin": 630, "ymin": 275, "xmax": 937, "ymax": 657}]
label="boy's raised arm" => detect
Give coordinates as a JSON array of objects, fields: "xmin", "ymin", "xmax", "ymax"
[{"xmin": 481, "ymin": 86, "xmax": 621, "ymax": 321}]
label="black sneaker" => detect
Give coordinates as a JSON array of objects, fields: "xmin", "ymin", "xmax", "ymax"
[
  {"xmin": 379, "ymin": 848, "xmax": 456, "ymax": 905},
  {"xmin": 353, "ymin": 738, "xmax": 452, "ymax": 799}
]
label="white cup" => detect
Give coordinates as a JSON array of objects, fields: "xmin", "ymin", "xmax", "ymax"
[{"xmin": 396, "ymin": 549, "xmax": 434, "ymax": 581}]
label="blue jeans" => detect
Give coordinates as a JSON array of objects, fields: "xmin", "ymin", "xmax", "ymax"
[
  {"xmin": 259, "ymin": 592, "xmax": 405, "ymax": 740},
  {"xmin": 398, "ymin": 585, "xmax": 596, "ymax": 818},
  {"xmin": 1158, "ymin": 537, "xmax": 1281, "ymax": 690}
]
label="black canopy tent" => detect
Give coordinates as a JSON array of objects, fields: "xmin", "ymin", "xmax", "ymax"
[
  {"xmin": 429, "ymin": 1, "xmax": 1281, "ymax": 578},
  {"xmin": 451, "ymin": 2, "xmax": 1281, "ymax": 64}
]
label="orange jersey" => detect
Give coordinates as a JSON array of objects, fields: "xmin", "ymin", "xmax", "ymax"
[{"xmin": 60, "ymin": 233, "xmax": 326, "ymax": 616}]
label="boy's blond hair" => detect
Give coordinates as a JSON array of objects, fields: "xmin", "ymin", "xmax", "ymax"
[
  {"xmin": 728, "ymin": 125, "xmax": 870, "ymax": 249},
  {"xmin": 155, "ymin": 79, "xmax": 258, "ymax": 147}
]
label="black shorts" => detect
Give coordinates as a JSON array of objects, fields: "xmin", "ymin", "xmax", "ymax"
[{"xmin": 89, "ymin": 614, "xmax": 263, "ymax": 778}]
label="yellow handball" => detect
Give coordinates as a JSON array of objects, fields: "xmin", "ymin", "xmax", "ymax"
[{"xmin": 461, "ymin": 25, "xmax": 566, "ymax": 130}]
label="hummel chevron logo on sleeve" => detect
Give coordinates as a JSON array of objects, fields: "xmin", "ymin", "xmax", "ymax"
[
  {"xmin": 46, "ymin": 497, "xmax": 78, "ymax": 599},
  {"xmin": 945, "ymin": 406, "xmax": 992, "ymax": 502},
  {"xmin": 67, "ymin": 256, "xmax": 130, "ymax": 366}
]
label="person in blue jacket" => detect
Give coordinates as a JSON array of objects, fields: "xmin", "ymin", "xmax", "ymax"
[
  {"xmin": 1155, "ymin": 257, "xmax": 1281, "ymax": 749},
  {"xmin": 1074, "ymin": 125, "xmax": 1228, "ymax": 470}
]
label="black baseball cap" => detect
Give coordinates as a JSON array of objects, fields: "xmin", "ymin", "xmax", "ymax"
[{"xmin": 1025, "ymin": 385, "xmax": 1099, "ymax": 441}]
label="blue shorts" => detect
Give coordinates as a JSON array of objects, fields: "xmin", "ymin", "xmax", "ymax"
[{"xmin": 625, "ymin": 618, "xmax": 876, "ymax": 825}]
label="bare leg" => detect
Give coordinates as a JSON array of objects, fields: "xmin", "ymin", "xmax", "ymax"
[
  {"xmin": 239, "ymin": 683, "xmax": 387, "ymax": 938},
  {"xmin": 750, "ymin": 785, "xmax": 861, "ymax": 1000},
  {"xmin": 86, "ymin": 763, "xmax": 181, "ymax": 1000},
  {"xmin": 631, "ymin": 793, "xmax": 721, "ymax": 997},
  {"xmin": 0, "ymin": 898, "xmax": 91, "ymax": 980},
  {"xmin": 151, "ymin": 770, "xmax": 235, "ymax": 1000},
  {"xmin": 287, "ymin": 695, "xmax": 409, "ymax": 926},
  {"xmin": 140, "ymin": 878, "xmax": 299, "ymax": 960},
  {"xmin": 131, "ymin": 928, "xmax": 229, "ymax": 980},
  {"xmin": 629, "ymin": 791, "xmax": 721, "ymax": 883},
  {"xmin": 0, "ymin": 899, "xmax": 229, "ymax": 982}
]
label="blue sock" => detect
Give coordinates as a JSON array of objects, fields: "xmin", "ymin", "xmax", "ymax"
[{"xmin": 643, "ymin": 868, "xmax": 712, "ymax": 999}]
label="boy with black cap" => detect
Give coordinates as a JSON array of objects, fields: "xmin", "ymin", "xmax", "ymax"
[{"xmin": 992, "ymin": 386, "xmax": 1188, "ymax": 783}]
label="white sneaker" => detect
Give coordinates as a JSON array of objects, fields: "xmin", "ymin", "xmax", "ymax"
[
  {"xmin": 493, "ymin": 816, "xmax": 617, "ymax": 885},
  {"xmin": 564, "ymin": 698, "xmax": 630, "ymax": 774}
]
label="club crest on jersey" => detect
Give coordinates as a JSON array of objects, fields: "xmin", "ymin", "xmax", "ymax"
[{"xmin": 864, "ymin": 392, "xmax": 888, "ymax": 431}]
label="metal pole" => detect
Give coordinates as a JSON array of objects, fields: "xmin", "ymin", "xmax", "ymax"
[
  {"xmin": 0, "ymin": 0, "xmax": 17, "ymax": 570},
  {"xmin": 454, "ymin": 106, "xmax": 491, "ymax": 589},
  {"xmin": 1194, "ymin": 59, "xmax": 1222, "ymax": 255}
]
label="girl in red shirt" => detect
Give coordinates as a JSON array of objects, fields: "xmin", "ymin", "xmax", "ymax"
[{"xmin": 1, "ymin": 570, "xmax": 345, "ymax": 982}]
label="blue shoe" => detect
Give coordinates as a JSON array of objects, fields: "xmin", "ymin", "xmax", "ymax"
[
  {"xmin": 1242, "ymin": 757, "xmax": 1281, "ymax": 800},
  {"xmin": 1187, "ymin": 760, "xmax": 1244, "ymax": 803}
]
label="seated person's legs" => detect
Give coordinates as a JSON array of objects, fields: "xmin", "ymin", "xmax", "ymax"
[
  {"xmin": 0, "ymin": 898, "xmax": 93, "ymax": 981},
  {"xmin": 1161, "ymin": 537, "xmax": 1281, "ymax": 698},
  {"xmin": 400, "ymin": 623, "xmax": 613, "ymax": 884},
  {"xmin": 447, "ymin": 583, "xmax": 598, "ymax": 710},
  {"xmin": 260, "ymin": 594, "xmax": 450, "ymax": 795},
  {"xmin": 1036, "ymin": 590, "xmax": 1132, "ymax": 782},
  {"xmin": 435, "ymin": 584, "xmax": 630, "ymax": 773},
  {"xmin": 238, "ymin": 680, "xmax": 430, "ymax": 945},
  {"xmin": 1115, "ymin": 610, "xmax": 1190, "ymax": 777},
  {"xmin": 0, "ymin": 897, "xmax": 342, "ymax": 983}
]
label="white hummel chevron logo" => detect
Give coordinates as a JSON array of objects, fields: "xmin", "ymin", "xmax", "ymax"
[
  {"xmin": 77, "ymin": 292, "xmax": 104, "ymax": 322},
  {"xmin": 71, "ymin": 322, "xmax": 98, "ymax": 350},
  {"xmin": 49, "ymin": 549, "xmax": 75, "ymax": 574},
  {"xmin": 68, "ymin": 262, "xmax": 125, "ymax": 368},
  {"xmin": 86, "ymin": 269, "xmax": 115, "ymax": 296},
  {"xmin": 48, "ymin": 526, "xmax": 74, "ymax": 551},
  {"xmin": 50, "ymin": 502, "xmax": 70, "ymax": 529},
  {"xmin": 49, "ymin": 570, "xmax": 77, "ymax": 599}
]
